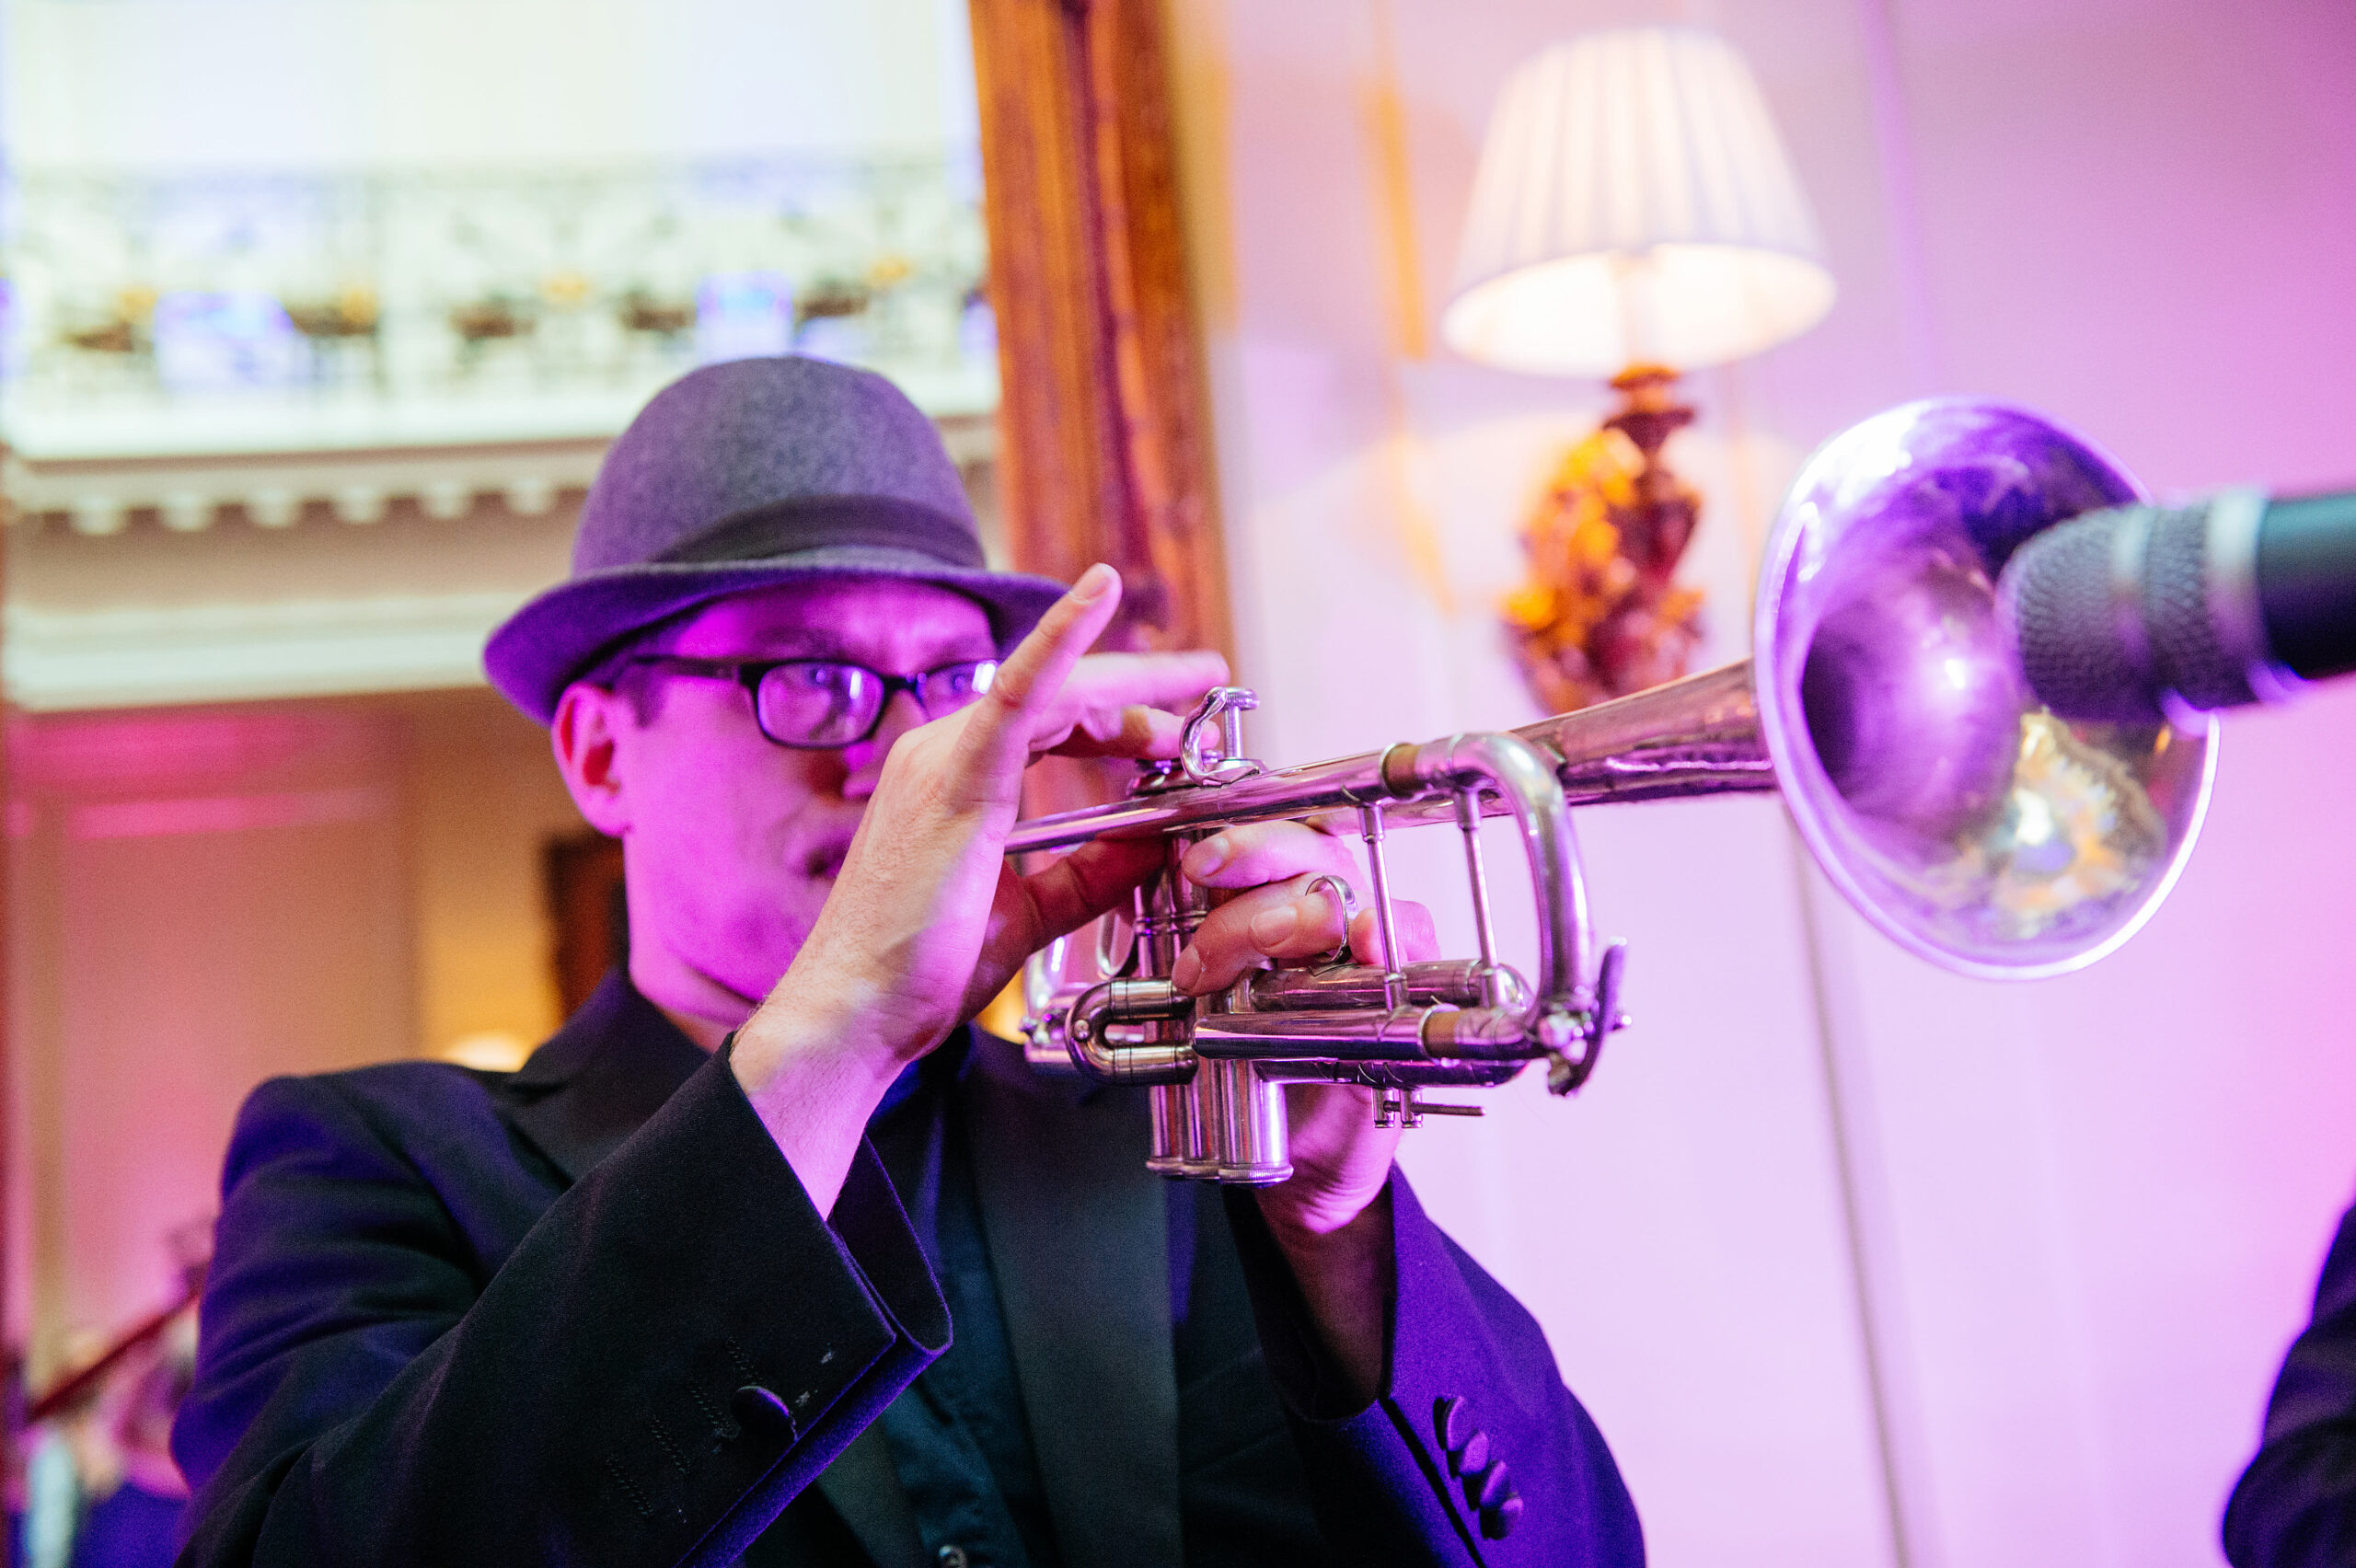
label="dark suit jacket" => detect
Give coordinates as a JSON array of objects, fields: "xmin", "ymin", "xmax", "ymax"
[
  {"xmin": 2225, "ymin": 1195, "xmax": 2356, "ymax": 1566},
  {"xmin": 173, "ymin": 974, "xmax": 1642, "ymax": 1566}
]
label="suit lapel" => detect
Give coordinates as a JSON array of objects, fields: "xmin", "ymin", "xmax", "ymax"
[
  {"xmin": 502, "ymin": 972, "xmax": 710, "ymax": 1183},
  {"xmin": 961, "ymin": 1035, "xmax": 1183, "ymax": 1568},
  {"xmin": 511, "ymin": 985, "xmax": 1166, "ymax": 1568},
  {"xmin": 506, "ymin": 974, "xmax": 930, "ymax": 1568},
  {"xmin": 814, "ymin": 1425, "xmax": 930, "ymax": 1568}
]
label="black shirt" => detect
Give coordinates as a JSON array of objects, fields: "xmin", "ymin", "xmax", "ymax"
[{"xmin": 872, "ymin": 1041, "xmax": 1060, "ymax": 1568}]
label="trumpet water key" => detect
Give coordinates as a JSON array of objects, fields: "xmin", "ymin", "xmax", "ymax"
[{"xmin": 1013, "ymin": 400, "xmax": 2217, "ymax": 1184}]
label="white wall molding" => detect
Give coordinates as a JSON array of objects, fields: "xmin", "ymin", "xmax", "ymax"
[
  {"xmin": 7, "ymin": 434, "xmax": 609, "ymax": 537},
  {"xmin": 5, "ymin": 590, "xmax": 533, "ymax": 710}
]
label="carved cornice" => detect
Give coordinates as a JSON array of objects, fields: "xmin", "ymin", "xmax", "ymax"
[{"xmin": 8, "ymin": 435, "xmax": 605, "ymax": 536}]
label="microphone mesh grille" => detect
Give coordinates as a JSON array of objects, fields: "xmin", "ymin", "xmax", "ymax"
[
  {"xmin": 2005, "ymin": 511, "xmax": 2162, "ymax": 722},
  {"xmin": 2143, "ymin": 502, "xmax": 2258, "ymax": 710}
]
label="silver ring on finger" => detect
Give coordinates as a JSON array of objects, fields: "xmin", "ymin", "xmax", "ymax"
[{"xmin": 1300, "ymin": 874, "xmax": 1358, "ymax": 965}]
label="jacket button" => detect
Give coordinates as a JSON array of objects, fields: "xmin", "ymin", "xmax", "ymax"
[
  {"xmin": 1434, "ymin": 1395, "xmax": 1475, "ymax": 1452},
  {"xmin": 1450, "ymin": 1430, "xmax": 1489, "ymax": 1477},
  {"xmin": 732, "ymin": 1384, "xmax": 798, "ymax": 1442},
  {"xmin": 1481, "ymin": 1493, "xmax": 1525, "ymax": 1540},
  {"xmin": 1463, "ymin": 1458, "xmax": 1513, "ymax": 1512}
]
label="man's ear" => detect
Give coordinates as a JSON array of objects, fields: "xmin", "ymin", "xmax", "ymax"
[{"xmin": 551, "ymin": 683, "xmax": 633, "ymax": 837}]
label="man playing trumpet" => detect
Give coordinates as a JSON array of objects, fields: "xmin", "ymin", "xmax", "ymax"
[{"xmin": 172, "ymin": 357, "xmax": 1643, "ymax": 1565}]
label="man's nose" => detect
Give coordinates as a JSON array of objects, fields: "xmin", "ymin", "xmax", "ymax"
[{"xmin": 840, "ymin": 690, "xmax": 930, "ymax": 796}]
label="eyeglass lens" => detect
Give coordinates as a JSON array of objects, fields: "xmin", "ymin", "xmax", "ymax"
[{"xmin": 752, "ymin": 661, "xmax": 995, "ymax": 746}]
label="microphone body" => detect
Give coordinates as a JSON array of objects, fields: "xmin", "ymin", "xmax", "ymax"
[{"xmin": 2001, "ymin": 488, "xmax": 2356, "ymax": 721}]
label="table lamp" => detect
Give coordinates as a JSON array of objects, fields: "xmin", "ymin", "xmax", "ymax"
[{"xmin": 1443, "ymin": 27, "xmax": 1834, "ymax": 711}]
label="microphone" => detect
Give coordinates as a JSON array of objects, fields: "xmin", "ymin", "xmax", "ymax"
[{"xmin": 2000, "ymin": 487, "xmax": 2356, "ymax": 722}]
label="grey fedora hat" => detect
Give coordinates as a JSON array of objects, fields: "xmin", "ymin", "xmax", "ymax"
[{"xmin": 484, "ymin": 355, "xmax": 1068, "ymax": 724}]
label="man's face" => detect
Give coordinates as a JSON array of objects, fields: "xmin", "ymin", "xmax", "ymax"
[{"xmin": 580, "ymin": 577, "xmax": 998, "ymax": 1011}]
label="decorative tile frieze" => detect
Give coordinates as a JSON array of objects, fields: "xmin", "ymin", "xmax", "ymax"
[{"xmin": 3, "ymin": 153, "xmax": 998, "ymax": 527}]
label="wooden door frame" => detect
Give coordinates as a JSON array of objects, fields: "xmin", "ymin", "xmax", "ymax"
[{"xmin": 969, "ymin": 0, "xmax": 1231, "ymax": 663}]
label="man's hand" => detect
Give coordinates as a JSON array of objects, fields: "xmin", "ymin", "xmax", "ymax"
[
  {"xmin": 733, "ymin": 565, "xmax": 1225, "ymax": 1214},
  {"xmin": 1172, "ymin": 821, "xmax": 1442, "ymax": 1231},
  {"xmin": 1173, "ymin": 820, "xmax": 1444, "ymax": 1408}
]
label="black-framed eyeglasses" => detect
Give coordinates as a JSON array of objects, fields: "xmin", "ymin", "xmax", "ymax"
[{"xmin": 623, "ymin": 655, "xmax": 999, "ymax": 749}]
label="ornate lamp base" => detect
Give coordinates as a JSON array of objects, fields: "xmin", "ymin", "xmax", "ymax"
[{"xmin": 1504, "ymin": 364, "xmax": 1705, "ymax": 714}]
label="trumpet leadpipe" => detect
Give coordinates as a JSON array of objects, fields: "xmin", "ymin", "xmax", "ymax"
[
  {"xmin": 1005, "ymin": 661, "xmax": 1779, "ymax": 865},
  {"xmin": 1515, "ymin": 660, "xmax": 1776, "ymax": 806},
  {"xmin": 1005, "ymin": 748, "xmax": 1402, "ymax": 854}
]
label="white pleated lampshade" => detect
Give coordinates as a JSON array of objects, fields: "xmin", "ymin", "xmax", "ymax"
[{"xmin": 1442, "ymin": 27, "xmax": 1835, "ymax": 376}]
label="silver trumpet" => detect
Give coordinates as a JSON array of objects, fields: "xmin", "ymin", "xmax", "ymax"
[{"xmin": 1011, "ymin": 399, "xmax": 2216, "ymax": 1184}]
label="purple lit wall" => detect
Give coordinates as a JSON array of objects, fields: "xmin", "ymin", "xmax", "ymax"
[
  {"xmin": 7, "ymin": 709, "xmax": 413, "ymax": 1359},
  {"xmin": 6, "ymin": 693, "xmax": 583, "ymax": 1382},
  {"xmin": 1170, "ymin": 0, "xmax": 2356, "ymax": 1562}
]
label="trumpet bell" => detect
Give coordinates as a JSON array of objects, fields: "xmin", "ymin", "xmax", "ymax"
[{"xmin": 1755, "ymin": 398, "xmax": 2215, "ymax": 978}]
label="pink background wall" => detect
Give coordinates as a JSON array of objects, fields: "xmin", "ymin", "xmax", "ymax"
[
  {"xmin": 1170, "ymin": 0, "xmax": 2356, "ymax": 1562},
  {"xmin": 6, "ymin": 692, "xmax": 584, "ymax": 1381},
  {"xmin": 8, "ymin": 709, "xmax": 413, "ymax": 1366}
]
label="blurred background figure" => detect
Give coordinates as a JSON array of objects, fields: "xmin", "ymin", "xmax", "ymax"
[
  {"xmin": 17, "ymin": 1228, "xmax": 204, "ymax": 1568},
  {"xmin": 2223, "ymin": 1193, "xmax": 2356, "ymax": 1567}
]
